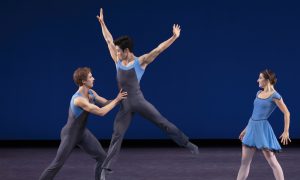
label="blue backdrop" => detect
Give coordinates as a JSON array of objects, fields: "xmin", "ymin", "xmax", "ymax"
[{"xmin": 1, "ymin": 0, "xmax": 299, "ymax": 140}]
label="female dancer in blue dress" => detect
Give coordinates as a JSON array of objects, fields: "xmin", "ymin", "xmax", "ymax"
[{"xmin": 237, "ymin": 69, "xmax": 291, "ymax": 180}]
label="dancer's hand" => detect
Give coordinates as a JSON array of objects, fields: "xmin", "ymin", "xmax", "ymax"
[
  {"xmin": 172, "ymin": 24, "xmax": 181, "ymax": 38},
  {"xmin": 239, "ymin": 130, "xmax": 246, "ymax": 141},
  {"xmin": 96, "ymin": 8, "xmax": 104, "ymax": 24},
  {"xmin": 115, "ymin": 89, "xmax": 127, "ymax": 102},
  {"xmin": 279, "ymin": 131, "xmax": 291, "ymax": 145}
]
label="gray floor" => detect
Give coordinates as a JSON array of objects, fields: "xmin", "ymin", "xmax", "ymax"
[{"xmin": 0, "ymin": 147, "xmax": 299, "ymax": 180}]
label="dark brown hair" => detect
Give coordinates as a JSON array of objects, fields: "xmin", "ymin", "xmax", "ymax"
[
  {"xmin": 114, "ymin": 35, "xmax": 134, "ymax": 52},
  {"xmin": 73, "ymin": 67, "xmax": 91, "ymax": 86},
  {"xmin": 260, "ymin": 69, "xmax": 277, "ymax": 85}
]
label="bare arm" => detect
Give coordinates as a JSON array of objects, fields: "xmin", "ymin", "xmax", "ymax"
[
  {"xmin": 274, "ymin": 98, "xmax": 291, "ymax": 145},
  {"xmin": 74, "ymin": 90, "xmax": 127, "ymax": 117},
  {"xmin": 89, "ymin": 89, "xmax": 110, "ymax": 106},
  {"xmin": 96, "ymin": 8, "xmax": 117, "ymax": 63},
  {"xmin": 139, "ymin": 24, "xmax": 181, "ymax": 69}
]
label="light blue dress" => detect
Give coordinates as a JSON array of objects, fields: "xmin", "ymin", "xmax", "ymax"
[{"xmin": 242, "ymin": 90, "xmax": 282, "ymax": 152}]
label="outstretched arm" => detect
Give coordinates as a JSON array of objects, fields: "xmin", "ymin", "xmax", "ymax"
[
  {"xmin": 89, "ymin": 89, "xmax": 112, "ymax": 106},
  {"xmin": 274, "ymin": 98, "xmax": 291, "ymax": 145},
  {"xmin": 74, "ymin": 89, "xmax": 127, "ymax": 117},
  {"xmin": 96, "ymin": 8, "xmax": 117, "ymax": 63},
  {"xmin": 139, "ymin": 24, "xmax": 181, "ymax": 69}
]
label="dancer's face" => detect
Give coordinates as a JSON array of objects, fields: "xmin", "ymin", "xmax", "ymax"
[
  {"xmin": 257, "ymin": 73, "xmax": 268, "ymax": 88},
  {"xmin": 83, "ymin": 72, "xmax": 95, "ymax": 88},
  {"xmin": 116, "ymin": 46, "xmax": 129, "ymax": 60}
]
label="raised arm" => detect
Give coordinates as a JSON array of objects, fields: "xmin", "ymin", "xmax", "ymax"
[
  {"xmin": 74, "ymin": 89, "xmax": 127, "ymax": 117},
  {"xmin": 96, "ymin": 8, "xmax": 117, "ymax": 63},
  {"xmin": 274, "ymin": 98, "xmax": 291, "ymax": 145},
  {"xmin": 139, "ymin": 24, "xmax": 181, "ymax": 69}
]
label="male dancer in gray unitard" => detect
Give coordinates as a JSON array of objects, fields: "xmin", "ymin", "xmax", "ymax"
[
  {"xmin": 97, "ymin": 8, "xmax": 199, "ymax": 179},
  {"xmin": 39, "ymin": 67, "xmax": 127, "ymax": 180}
]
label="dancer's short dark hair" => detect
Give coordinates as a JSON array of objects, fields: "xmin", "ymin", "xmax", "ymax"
[{"xmin": 114, "ymin": 36, "xmax": 134, "ymax": 52}]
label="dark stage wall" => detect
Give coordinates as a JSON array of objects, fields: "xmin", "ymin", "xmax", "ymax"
[{"xmin": 1, "ymin": 0, "xmax": 299, "ymax": 140}]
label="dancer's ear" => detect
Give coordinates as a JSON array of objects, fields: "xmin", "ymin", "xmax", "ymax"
[{"xmin": 82, "ymin": 80, "xmax": 87, "ymax": 86}]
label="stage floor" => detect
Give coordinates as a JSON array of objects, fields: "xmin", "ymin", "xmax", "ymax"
[{"xmin": 1, "ymin": 147, "xmax": 299, "ymax": 180}]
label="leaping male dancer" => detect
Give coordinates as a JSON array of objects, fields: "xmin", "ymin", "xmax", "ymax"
[{"xmin": 96, "ymin": 8, "xmax": 199, "ymax": 180}]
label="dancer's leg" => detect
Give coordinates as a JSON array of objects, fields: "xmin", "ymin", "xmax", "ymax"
[
  {"xmin": 78, "ymin": 129, "xmax": 107, "ymax": 180},
  {"xmin": 136, "ymin": 99, "xmax": 198, "ymax": 153},
  {"xmin": 100, "ymin": 110, "xmax": 133, "ymax": 180},
  {"xmin": 39, "ymin": 136, "xmax": 76, "ymax": 180},
  {"xmin": 236, "ymin": 145, "xmax": 256, "ymax": 180},
  {"xmin": 262, "ymin": 150, "xmax": 284, "ymax": 180}
]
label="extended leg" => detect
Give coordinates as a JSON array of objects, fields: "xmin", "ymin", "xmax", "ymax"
[
  {"xmin": 39, "ymin": 136, "xmax": 76, "ymax": 180},
  {"xmin": 78, "ymin": 129, "xmax": 107, "ymax": 180},
  {"xmin": 136, "ymin": 99, "xmax": 197, "ymax": 153},
  {"xmin": 236, "ymin": 145, "xmax": 256, "ymax": 180},
  {"xmin": 100, "ymin": 110, "xmax": 133, "ymax": 180},
  {"xmin": 262, "ymin": 150, "xmax": 284, "ymax": 180}
]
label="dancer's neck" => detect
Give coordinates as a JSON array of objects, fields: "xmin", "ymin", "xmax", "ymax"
[
  {"xmin": 122, "ymin": 53, "xmax": 135, "ymax": 66},
  {"xmin": 78, "ymin": 86, "xmax": 90, "ymax": 98}
]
